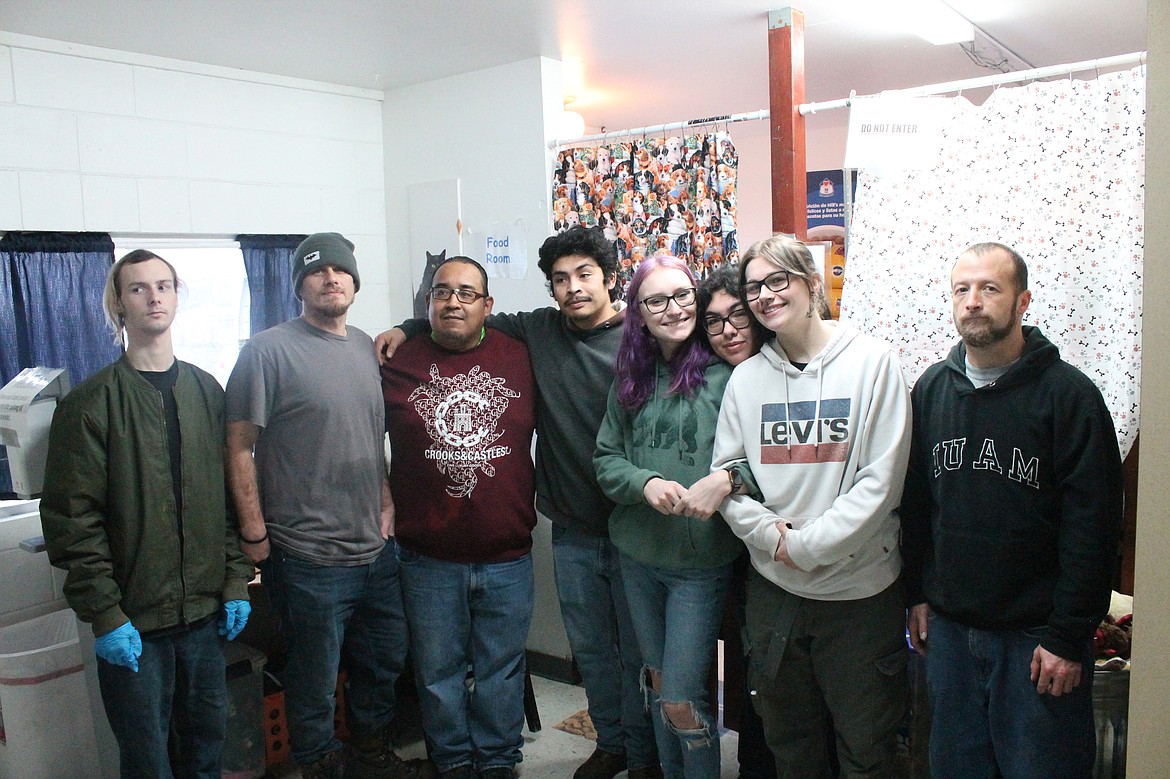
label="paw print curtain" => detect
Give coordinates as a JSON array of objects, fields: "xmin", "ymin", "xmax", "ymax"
[
  {"xmin": 552, "ymin": 132, "xmax": 740, "ymax": 294},
  {"xmin": 844, "ymin": 67, "xmax": 1144, "ymax": 456}
]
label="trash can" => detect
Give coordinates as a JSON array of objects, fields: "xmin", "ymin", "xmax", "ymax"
[
  {"xmin": 1092, "ymin": 667, "xmax": 1129, "ymax": 779},
  {"xmin": 0, "ymin": 610, "xmax": 99, "ymax": 779}
]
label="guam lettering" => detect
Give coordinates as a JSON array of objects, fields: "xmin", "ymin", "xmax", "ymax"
[{"xmin": 931, "ymin": 437, "xmax": 1040, "ymax": 488}]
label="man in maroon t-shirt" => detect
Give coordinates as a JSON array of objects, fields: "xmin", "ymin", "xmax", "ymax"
[{"xmin": 382, "ymin": 257, "xmax": 537, "ymax": 779}]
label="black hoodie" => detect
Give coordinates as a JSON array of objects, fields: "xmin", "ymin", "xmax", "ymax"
[{"xmin": 901, "ymin": 326, "xmax": 1123, "ymax": 661}]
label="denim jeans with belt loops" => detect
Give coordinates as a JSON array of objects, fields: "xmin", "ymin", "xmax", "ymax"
[
  {"xmin": 551, "ymin": 525, "xmax": 658, "ymax": 770},
  {"xmin": 98, "ymin": 615, "xmax": 227, "ymax": 779},
  {"xmin": 926, "ymin": 611, "xmax": 1096, "ymax": 779}
]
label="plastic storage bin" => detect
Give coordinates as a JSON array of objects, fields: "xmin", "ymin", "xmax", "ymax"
[
  {"xmin": 0, "ymin": 610, "xmax": 99, "ymax": 779},
  {"xmin": 223, "ymin": 641, "xmax": 268, "ymax": 779},
  {"xmin": 1093, "ymin": 667, "xmax": 1129, "ymax": 779}
]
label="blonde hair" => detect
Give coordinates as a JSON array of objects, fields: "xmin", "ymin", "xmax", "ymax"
[{"xmin": 738, "ymin": 234, "xmax": 827, "ymax": 319}]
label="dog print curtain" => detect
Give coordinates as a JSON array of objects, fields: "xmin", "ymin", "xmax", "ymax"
[{"xmin": 552, "ymin": 132, "xmax": 739, "ymax": 294}]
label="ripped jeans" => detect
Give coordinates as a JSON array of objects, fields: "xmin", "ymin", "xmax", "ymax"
[{"xmin": 619, "ymin": 554, "xmax": 731, "ymax": 779}]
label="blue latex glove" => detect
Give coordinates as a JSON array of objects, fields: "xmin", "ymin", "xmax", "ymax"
[
  {"xmin": 219, "ymin": 600, "xmax": 251, "ymax": 641},
  {"xmin": 95, "ymin": 621, "xmax": 142, "ymax": 672}
]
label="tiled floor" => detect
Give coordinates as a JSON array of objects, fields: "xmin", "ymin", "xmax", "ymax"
[
  {"xmin": 516, "ymin": 675, "xmax": 741, "ymax": 779},
  {"xmin": 271, "ymin": 673, "xmax": 743, "ymax": 778}
]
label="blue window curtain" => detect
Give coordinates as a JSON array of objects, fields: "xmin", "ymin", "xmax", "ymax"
[
  {"xmin": 238, "ymin": 234, "xmax": 306, "ymax": 336},
  {"xmin": 0, "ymin": 231, "xmax": 120, "ymax": 496}
]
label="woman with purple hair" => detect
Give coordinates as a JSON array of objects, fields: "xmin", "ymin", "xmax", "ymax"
[{"xmin": 593, "ymin": 255, "xmax": 745, "ymax": 779}]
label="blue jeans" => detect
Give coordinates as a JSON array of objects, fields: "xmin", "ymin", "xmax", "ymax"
[
  {"xmin": 397, "ymin": 548, "xmax": 534, "ymax": 772},
  {"xmin": 620, "ymin": 554, "xmax": 731, "ymax": 779},
  {"xmin": 926, "ymin": 612, "xmax": 1096, "ymax": 779},
  {"xmin": 98, "ymin": 616, "xmax": 226, "ymax": 779},
  {"xmin": 551, "ymin": 526, "xmax": 657, "ymax": 769},
  {"xmin": 260, "ymin": 541, "xmax": 408, "ymax": 765}
]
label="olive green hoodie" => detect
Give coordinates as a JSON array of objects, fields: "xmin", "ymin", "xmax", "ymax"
[{"xmin": 594, "ymin": 359, "xmax": 742, "ymax": 570}]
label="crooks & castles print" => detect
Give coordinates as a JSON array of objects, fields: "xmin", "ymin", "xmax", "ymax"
[{"xmin": 408, "ymin": 364, "xmax": 521, "ymax": 497}]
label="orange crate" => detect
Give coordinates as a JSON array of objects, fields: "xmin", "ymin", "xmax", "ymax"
[
  {"xmin": 263, "ymin": 690, "xmax": 290, "ymax": 767},
  {"xmin": 264, "ymin": 671, "xmax": 350, "ymax": 767}
]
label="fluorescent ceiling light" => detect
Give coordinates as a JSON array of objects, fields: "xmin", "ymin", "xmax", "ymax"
[
  {"xmin": 837, "ymin": 0, "xmax": 976, "ymax": 45},
  {"xmin": 560, "ymin": 110, "xmax": 586, "ymax": 138},
  {"xmin": 907, "ymin": 0, "xmax": 975, "ymax": 45}
]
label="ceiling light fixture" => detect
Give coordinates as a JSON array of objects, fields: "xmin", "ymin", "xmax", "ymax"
[
  {"xmin": 908, "ymin": 0, "xmax": 975, "ymax": 46},
  {"xmin": 560, "ymin": 110, "xmax": 586, "ymax": 139}
]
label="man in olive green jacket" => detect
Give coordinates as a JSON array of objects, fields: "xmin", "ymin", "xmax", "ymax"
[{"xmin": 41, "ymin": 249, "xmax": 253, "ymax": 779}]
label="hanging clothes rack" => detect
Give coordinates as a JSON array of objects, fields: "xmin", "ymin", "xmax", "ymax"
[
  {"xmin": 799, "ymin": 50, "xmax": 1146, "ymax": 115},
  {"xmin": 547, "ymin": 109, "xmax": 768, "ymax": 149},
  {"xmin": 548, "ymin": 50, "xmax": 1146, "ymax": 149}
]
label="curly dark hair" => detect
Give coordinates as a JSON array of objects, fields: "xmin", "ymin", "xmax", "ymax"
[
  {"xmin": 537, "ymin": 226, "xmax": 621, "ymax": 301},
  {"xmin": 697, "ymin": 264, "xmax": 771, "ymax": 347}
]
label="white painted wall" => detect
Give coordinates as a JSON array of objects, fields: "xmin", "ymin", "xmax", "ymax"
[
  {"xmin": 0, "ymin": 34, "xmax": 390, "ymax": 334},
  {"xmin": 1129, "ymin": 3, "xmax": 1169, "ymax": 773},
  {"xmin": 381, "ymin": 56, "xmax": 560, "ymax": 325}
]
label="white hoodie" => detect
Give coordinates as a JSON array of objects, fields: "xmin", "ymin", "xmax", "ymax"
[{"xmin": 712, "ymin": 322, "xmax": 911, "ymax": 600}]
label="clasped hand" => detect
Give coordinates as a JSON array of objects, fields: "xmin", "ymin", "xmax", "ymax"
[{"xmin": 644, "ymin": 472, "xmax": 730, "ymax": 519}]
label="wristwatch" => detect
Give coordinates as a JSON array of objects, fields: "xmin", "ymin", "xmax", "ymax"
[{"xmin": 724, "ymin": 466, "xmax": 744, "ymax": 494}]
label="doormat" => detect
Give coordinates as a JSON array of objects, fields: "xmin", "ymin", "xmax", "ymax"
[{"xmin": 553, "ymin": 709, "xmax": 597, "ymax": 741}]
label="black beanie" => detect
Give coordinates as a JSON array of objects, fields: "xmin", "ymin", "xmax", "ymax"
[{"xmin": 291, "ymin": 232, "xmax": 361, "ymax": 299}]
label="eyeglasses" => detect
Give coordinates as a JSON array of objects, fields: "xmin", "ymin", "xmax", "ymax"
[
  {"xmin": 743, "ymin": 270, "xmax": 791, "ymax": 301},
  {"xmin": 640, "ymin": 287, "xmax": 697, "ymax": 314},
  {"xmin": 429, "ymin": 286, "xmax": 487, "ymax": 304},
  {"xmin": 703, "ymin": 307, "xmax": 753, "ymax": 335}
]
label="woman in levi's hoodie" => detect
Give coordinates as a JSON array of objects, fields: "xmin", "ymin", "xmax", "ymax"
[{"xmin": 710, "ymin": 234, "xmax": 913, "ymax": 778}]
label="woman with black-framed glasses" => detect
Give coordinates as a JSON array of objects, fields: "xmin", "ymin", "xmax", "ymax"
[
  {"xmin": 711, "ymin": 234, "xmax": 913, "ymax": 778},
  {"xmin": 593, "ymin": 255, "xmax": 744, "ymax": 779}
]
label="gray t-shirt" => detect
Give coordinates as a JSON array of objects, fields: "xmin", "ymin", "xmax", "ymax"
[
  {"xmin": 226, "ymin": 317, "xmax": 386, "ymax": 565},
  {"xmin": 965, "ymin": 357, "xmax": 1017, "ymax": 389}
]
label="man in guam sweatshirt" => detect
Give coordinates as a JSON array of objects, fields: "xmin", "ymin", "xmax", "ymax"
[{"xmin": 901, "ymin": 242, "xmax": 1123, "ymax": 779}]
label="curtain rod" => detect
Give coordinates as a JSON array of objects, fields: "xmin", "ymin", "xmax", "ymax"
[
  {"xmin": 548, "ymin": 51, "xmax": 1146, "ymax": 149},
  {"xmin": 547, "ymin": 109, "xmax": 769, "ymax": 150},
  {"xmin": 799, "ymin": 50, "xmax": 1146, "ymax": 115}
]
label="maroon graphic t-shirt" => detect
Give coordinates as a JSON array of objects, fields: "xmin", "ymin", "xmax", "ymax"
[{"xmin": 382, "ymin": 330, "xmax": 537, "ymax": 563}]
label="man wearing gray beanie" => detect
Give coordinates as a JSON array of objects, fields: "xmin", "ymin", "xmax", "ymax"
[
  {"xmin": 291, "ymin": 231, "xmax": 362, "ymax": 299},
  {"xmin": 226, "ymin": 232, "xmax": 430, "ymax": 779}
]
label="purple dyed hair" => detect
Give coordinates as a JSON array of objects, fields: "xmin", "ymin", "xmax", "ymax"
[{"xmin": 615, "ymin": 255, "xmax": 712, "ymax": 411}]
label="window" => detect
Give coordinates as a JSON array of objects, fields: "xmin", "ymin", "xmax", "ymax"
[{"xmin": 113, "ymin": 242, "xmax": 250, "ymax": 388}]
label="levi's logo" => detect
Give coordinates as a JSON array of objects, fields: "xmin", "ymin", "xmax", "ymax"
[
  {"xmin": 303, "ymin": 250, "xmax": 321, "ymax": 265},
  {"xmin": 758, "ymin": 399, "xmax": 851, "ymax": 464}
]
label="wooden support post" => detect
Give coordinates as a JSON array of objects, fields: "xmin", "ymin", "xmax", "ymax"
[{"xmin": 768, "ymin": 8, "xmax": 807, "ymax": 238}]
